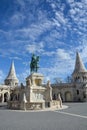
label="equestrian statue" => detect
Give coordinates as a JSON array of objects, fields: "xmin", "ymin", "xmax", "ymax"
[{"xmin": 30, "ymin": 54, "xmax": 39, "ymax": 73}]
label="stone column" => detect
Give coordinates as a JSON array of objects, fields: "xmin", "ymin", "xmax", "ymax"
[
  {"xmin": 32, "ymin": 78, "xmax": 35, "ymax": 86},
  {"xmin": 7, "ymin": 93, "xmax": 10, "ymax": 101},
  {"xmin": 42, "ymin": 102, "xmax": 45, "ymax": 109},
  {"xmin": 2, "ymin": 93, "xmax": 4, "ymax": 103}
]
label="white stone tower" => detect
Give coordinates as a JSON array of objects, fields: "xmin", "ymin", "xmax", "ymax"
[
  {"xmin": 4, "ymin": 61, "xmax": 19, "ymax": 87},
  {"xmin": 72, "ymin": 52, "xmax": 87, "ymax": 83}
]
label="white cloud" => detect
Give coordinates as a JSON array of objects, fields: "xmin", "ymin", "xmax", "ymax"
[
  {"xmin": 75, "ymin": 38, "xmax": 87, "ymax": 63},
  {"xmin": 15, "ymin": 19, "xmax": 53, "ymax": 41},
  {"xmin": 66, "ymin": 0, "xmax": 74, "ymax": 4},
  {"xmin": 25, "ymin": 42, "xmax": 44, "ymax": 54},
  {"xmin": 68, "ymin": 1, "xmax": 87, "ymax": 34},
  {"xmin": 55, "ymin": 12, "xmax": 66, "ymax": 25},
  {"xmin": 17, "ymin": 69, "xmax": 29, "ymax": 84},
  {"xmin": 22, "ymin": 62, "xmax": 29, "ymax": 66},
  {"xmin": 10, "ymin": 13, "xmax": 25, "ymax": 26},
  {"xmin": 42, "ymin": 51, "xmax": 55, "ymax": 56},
  {"xmin": 47, "ymin": 0, "xmax": 87, "ymax": 41},
  {"xmin": 9, "ymin": 56, "xmax": 22, "ymax": 60},
  {"xmin": 56, "ymin": 49, "xmax": 71, "ymax": 60},
  {"xmin": 50, "ymin": 3, "xmax": 56, "ymax": 10},
  {"xmin": 53, "ymin": 19, "xmax": 60, "ymax": 27},
  {"xmin": 38, "ymin": 47, "xmax": 75, "ymax": 82},
  {"xmin": 15, "ymin": 0, "xmax": 25, "ymax": 9},
  {"xmin": 0, "ymin": 70, "xmax": 5, "ymax": 84}
]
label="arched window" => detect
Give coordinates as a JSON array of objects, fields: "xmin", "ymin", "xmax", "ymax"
[
  {"xmin": 53, "ymin": 94, "xmax": 56, "ymax": 100},
  {"xmin": 4, "ymin": 92, "xmax": 8, "ymax": 102},
  {"xmin": 77, "ymin": 90, "xmax": 79, "ymax": 95}
]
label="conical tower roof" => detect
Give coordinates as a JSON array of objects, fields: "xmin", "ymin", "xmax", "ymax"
[
  {"xmin": 72, "ymin": 52, "xmax": 87, "ymax": 74},
  {"xmin": 6, "ymin": 61, "xmax": 18, "ymax": 80}
]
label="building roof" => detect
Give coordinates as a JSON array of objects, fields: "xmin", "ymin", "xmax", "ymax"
[
  {"xmin": 6, "ymin": 61, "xmax": 18, "ymax": 81},
  {"xmin": 72, "ymin": 52, "xmax": 87, "ymax": 74}
]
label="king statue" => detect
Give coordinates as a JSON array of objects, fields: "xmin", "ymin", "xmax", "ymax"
[{"xmin": 30, "ymin": 54, "xmax": 39, "ymax": 73}]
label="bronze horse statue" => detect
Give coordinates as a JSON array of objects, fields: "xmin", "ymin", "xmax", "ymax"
[{"xmin": 30, "ymin": 54, "xmax": 39, "ymax": 73}]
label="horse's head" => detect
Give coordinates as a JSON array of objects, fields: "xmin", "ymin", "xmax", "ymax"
[{"xmin": 36, "ymin": 56, "xmax": 39, "ymax": 62}]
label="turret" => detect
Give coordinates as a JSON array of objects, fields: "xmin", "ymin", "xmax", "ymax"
[
  {"xmin": 4, "ymin": 61, "xmax": 19, "ymax": 87},
  {"xmin": 72, "ymin": 52, "xmax": 87, "ymax": 83}
]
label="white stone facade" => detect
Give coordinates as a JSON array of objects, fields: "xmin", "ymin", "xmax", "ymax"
[
  {"xmin": 52, "ymin": 52, "xmax": 87, "ymax": 102},
  {"xmin": 0, "ymin": 61, "xmax": 19, "ymax": 103},
  {"xmin": 8, "ymin": 73, "xmax": 54, "ymax": 110}
]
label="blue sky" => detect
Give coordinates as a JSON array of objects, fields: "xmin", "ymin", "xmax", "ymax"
[{"xmin": 0, "ymin": 0, "xmax": 87, "ymax": 84}]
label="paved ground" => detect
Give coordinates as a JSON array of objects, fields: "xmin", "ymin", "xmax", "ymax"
[{"xmin": 0, "ymin": 103, "xmax": 87, "ymax": 130}]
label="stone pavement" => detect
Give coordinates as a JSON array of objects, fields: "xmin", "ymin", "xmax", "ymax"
[{"xmin": 0, "ymin": 103, "xmax": 87, "ymax": 130}]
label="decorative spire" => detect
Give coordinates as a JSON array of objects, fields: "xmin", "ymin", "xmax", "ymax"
[
  {"xmin": 73, "ymin": 52, "xmax": 87, "ymax": 74},
  {"xmin": 6, "ymin": 61, "xmax": 17, "ymax": 79},
  {"xmin": 5, "ymin": 61, "xmax": 19, "ymax": 86}
]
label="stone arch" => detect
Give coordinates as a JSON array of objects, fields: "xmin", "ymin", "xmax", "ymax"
[
  {"xmin": 10, "ymin": 92, "xmax": 14, "ymax": 101},
  {"xmin": 53, "ymin": 93, "xmax": 56, "ymax": 100},
  {"xmin": 10, "ymin": 93, "xmax": 18, "ymax": 101},
  {"xmin": 0, "ymin": 90, "xmax": 10, "ymax": 103},
  {"xmin": 0, "ymin": 93, "xmax": 2, "ymax": 102},
  {"xmin": 4, "ymin": 92, "xmax": 9, "ymax": 102},
  {"xmin": 65, "ymin": 91, "xmax": 72, "ymax": 102}
]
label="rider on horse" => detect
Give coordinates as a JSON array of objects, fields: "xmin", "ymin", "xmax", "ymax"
[{"xmin": 30, "ymin": 54, "xmax": 39, "ymax": 73}]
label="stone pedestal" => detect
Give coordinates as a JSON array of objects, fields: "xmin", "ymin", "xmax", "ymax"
[
  {"xmin": 22, "ymin": 73, "xmax": 46, "ymax": 110},
  {"xmin": 8, "ymin": 73, "xmax": 62, "ymax": 110}
]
